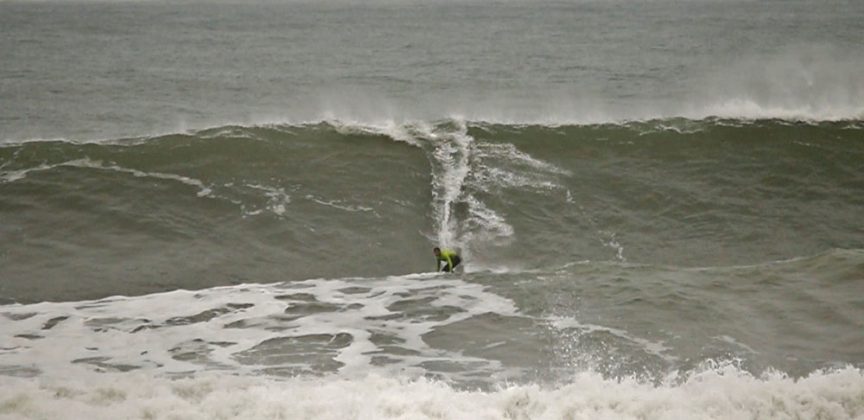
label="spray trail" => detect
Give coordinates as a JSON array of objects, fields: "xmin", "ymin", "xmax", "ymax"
[
  {"xmin": 403, "ymin": 120, "xmax": 570, "ymax": 261},
  {"xmin": 422, "ymin": 121, "xmax": 474, "ymax": 249}
]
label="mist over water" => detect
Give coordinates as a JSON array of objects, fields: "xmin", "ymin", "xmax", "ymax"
[{"xmin": 1, "ymin": 0, "xmax": 863, "ymax": 418}]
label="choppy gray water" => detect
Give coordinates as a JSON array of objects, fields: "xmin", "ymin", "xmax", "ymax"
[{"xmin": 1, "ymin": 1, "xmax": 863, "ymax": 419}]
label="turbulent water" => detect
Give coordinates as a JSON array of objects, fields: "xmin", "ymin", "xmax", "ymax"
[{"xmin": 2, "ymin": 0, "xmax": 864, "ymax": 419}]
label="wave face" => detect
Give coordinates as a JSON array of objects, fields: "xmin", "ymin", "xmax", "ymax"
[
  {"xmin": 1, "ymin": 120, "xmax": 862, "ymax": 302},
  {"xmin": 2, "ymin": 120, "xmax": 863, "ymax": 419}
]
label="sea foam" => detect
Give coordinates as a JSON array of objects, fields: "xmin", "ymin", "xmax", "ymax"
[{"xmin": 1, "ymin": 366, "xmax": 861, "ymax": 420}]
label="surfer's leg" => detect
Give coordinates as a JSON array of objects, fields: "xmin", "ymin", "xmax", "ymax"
[{"xmin": 451, "ymin": 255, "xmax": 461, "ymax": 270}]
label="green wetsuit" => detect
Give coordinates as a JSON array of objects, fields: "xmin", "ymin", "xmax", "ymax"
[{"xmin": 436, "ymin": 249, "xmax": 462, "ymax": 272}]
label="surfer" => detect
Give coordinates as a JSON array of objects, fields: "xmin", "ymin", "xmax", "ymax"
[{"xmin": 434, "ymin": 247, "xmax": 462, "ymax": 272}]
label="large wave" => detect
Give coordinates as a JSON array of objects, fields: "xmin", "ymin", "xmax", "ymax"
[
  {"xmin": 2, "ymin": 119, "xmax": 863, "ymax": 419},
  {"xmin": 2, "ymin": 119, "xmax": 863, "ymax": 303}
]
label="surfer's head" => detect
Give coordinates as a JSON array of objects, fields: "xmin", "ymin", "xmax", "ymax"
[{"xmin": 433, "ymin": 247, "xmax": 441, "ymax": 257}]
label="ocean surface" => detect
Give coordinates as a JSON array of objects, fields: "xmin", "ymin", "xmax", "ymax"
[{"xmin": 1, "ymin": 0, "xmax": 863, "ymax": 418}]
